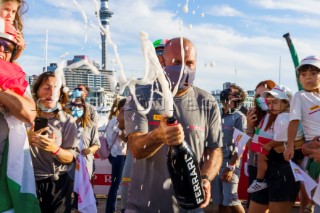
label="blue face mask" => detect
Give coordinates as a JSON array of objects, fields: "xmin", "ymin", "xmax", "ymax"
[
  {"xmin": 164, "ymin": 65, "xmax": 196, "ymax": 91},
  {"xmin": 73, "ymin": 89, "xmax": 83, "ymax": 98},
  {"xmin": 72, "ymin": 107, "xmax": 84, "ymax": 118}
]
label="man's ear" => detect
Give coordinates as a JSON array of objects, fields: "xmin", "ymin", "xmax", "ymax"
[{"xmin": 158, "ymin": 55, "xmax": 165, "ymax": 67}]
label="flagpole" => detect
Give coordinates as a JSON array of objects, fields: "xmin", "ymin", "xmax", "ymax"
[
  {"xmin": 278, "ymin": 56, "xmax": 281, "ymax": 85},
  {"xmin": 235, "ymin": 63, "xmax": 237, "ymax": 84},
  {"xmin": 45, "ymin": 29, "xmax": 48, "ymax": 72},
  {"xmin": 283, "ymin": 33, "xmax": 303, "ymax": 90}
]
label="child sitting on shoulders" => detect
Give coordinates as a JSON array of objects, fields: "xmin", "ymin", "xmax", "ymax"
[{"xmin": 248, "ymin": 85, "xmax": 303, "ymax": 193}]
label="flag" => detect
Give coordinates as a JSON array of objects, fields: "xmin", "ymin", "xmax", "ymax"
[
  {"xmin": 0, "ymin": 115, "xmax": 40, "ymax": 213},
  {"xmin": 250, "ymin": 128, "xmax": 272, "ymax": 155},
  {"xmin": 74, "ymin": 139, "xmax": 97, "ymax": 213},
  {"xmin": 233, "ymin": 128, "xmax": 251, "ymax": 157},
  {"xmin": 289, "ymin": 160, "xmax": 317, "ymax": 199},
  {"xmin": 313, "ymin": 181, "xmax": 320, "ymax": 206}
]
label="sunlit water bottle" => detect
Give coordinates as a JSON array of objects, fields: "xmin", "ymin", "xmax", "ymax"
[{"xmin": 166, "ymin": 116, "xmax": 205, "ymax": 209}]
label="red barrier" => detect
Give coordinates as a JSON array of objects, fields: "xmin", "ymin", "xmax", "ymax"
[{"xmin": 238, "ymin": 147, "xmax": 249, "ymax": 200}]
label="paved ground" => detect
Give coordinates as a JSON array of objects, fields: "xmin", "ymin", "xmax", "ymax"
[{"xmin": 94, "ymin": 197, "xmax": 301, "ymax": 213}]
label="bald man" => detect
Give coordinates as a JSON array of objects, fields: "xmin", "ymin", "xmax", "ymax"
[{"xmin": 124, "ymin": 37, "xmax": 223, "ymax": 212}]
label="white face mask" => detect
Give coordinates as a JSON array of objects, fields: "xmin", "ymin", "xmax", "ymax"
[{"xmin": 37, "ymin": 99, "xmax": 58, "ymax": 113}]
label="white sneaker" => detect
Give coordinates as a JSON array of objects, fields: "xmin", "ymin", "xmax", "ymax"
[{"xmin": 247, "ymin": 180, "xmax": 268, "ymax": 193}]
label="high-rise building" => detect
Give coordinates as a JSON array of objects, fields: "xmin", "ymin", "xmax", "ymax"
[
  {"xmin": 62, "ymin": 55, "xmax": 116, "ymax": 108},
  {"xmin": 63, "ymin": 55, "xmax": 115, "ymax": 92},
  {"xmin": 99, "ymin": 0, "xmax": 113, "ymax": 70},
  {"xmin": 43, "ymin": 63, "xmax": 58, "ymax": 72},
  {"xmin": 26, "ymin": 75, "xmax": 38, "ymax": 88}
]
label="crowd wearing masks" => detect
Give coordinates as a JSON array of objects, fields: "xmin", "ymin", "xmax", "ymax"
[{"xmin": 1, "ymin": 5, "xmax": 320, "ymax": 212}]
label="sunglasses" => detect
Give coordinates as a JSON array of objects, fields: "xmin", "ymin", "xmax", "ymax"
[
  {"xmin": 71, "ymin": 103, "xmax": 84, "ymax": 108},
  {"xmin": 0, "ymin": 38, "xmax": 15, "ymax": 53},
  {"xmin": 155, "ymin": 49, "xmax": 164, "ymax": 56}
]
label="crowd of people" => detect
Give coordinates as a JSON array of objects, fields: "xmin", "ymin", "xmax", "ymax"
[{"xmin": 1, "ymin": 1, "xmax": 320, "ymax": 213}]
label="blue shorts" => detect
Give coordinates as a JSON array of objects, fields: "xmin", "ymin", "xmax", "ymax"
[{"xmin": 211, "ymin": 166, "xmax": 242, "ymax": 206}]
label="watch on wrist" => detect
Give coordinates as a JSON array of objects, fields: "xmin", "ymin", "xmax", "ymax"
[{"xmin": 201, "ymin": 175, "xmax": 211, "ymax": 182}]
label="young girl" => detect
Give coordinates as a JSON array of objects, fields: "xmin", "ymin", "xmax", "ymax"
[
  {"xmin": 247, "ymin": 85, "xmax": 302, "ymax": 193},
  {"xmin": 0, "ymin": 0, "xmax": 27, "ymax": 60}
]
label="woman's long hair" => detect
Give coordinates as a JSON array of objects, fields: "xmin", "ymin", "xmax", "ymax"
[
  {"xmin": 73, "ymin": 98, "xmax": 91, "ymax": 128},
  {"xmin": 253, "ymin": 80, "xmax": 276, "ymax": 131},
  {"xmin": 108, "ymin": 98, "xmax": 126, "ymax": 120}
]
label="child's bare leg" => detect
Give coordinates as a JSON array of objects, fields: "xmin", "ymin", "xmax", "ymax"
[{"xmin": 257, "ymin": 153, "xmax": 268, "ymax": 180}]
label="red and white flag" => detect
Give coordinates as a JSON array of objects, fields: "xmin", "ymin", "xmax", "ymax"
[
  {"xmin": 289, "ymin": 160, "xmax": 317, "ymax": 199},
  {"xmin": 250, "ymin": 128, "xmax": 272, "ymax": 155},
  {"xmin": 74, "ymin": 140, "xmax": 97, "ymax": 213},
  {"xmin": 233, "ymin": 128, "xmax": 251, "ymax": 157}
]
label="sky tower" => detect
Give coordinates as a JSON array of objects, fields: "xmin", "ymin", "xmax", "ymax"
[{"xmin": 100, "ymin": 0, "xmax": 113, "ymax": 70}]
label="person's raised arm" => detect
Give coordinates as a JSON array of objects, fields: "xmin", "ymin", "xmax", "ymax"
[
  {"xmin": 0, "ymin": 89, "xmax": 36, "ymax": 124},
  {"xmin": 128, "ymin": 117, "xmax": 184, "ymax": 159}
]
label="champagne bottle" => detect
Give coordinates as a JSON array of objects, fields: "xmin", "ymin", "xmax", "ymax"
[{"xmin": 166, "ymin": 116, "xmax": 205, "ymax": 209}]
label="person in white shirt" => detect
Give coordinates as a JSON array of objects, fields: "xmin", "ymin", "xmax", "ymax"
[
  {"xmin": 105, "ymin": 98, "xmax": 127, "ymax": 213},
  {"xmin": 284, "ymin": 55, "xmax": 320, "ymax": 213}
]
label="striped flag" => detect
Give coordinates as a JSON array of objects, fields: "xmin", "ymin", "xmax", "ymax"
[
  {"xmin": 313, "ymin": 179, "xmax": 320, "ymax": 206},
  {"xmin": 289, "ymin": 160, "xmax": 317, "ymax": 199},
  {"xmin": 74, "ymin": 139, "xmax": 97, "ymax": 213},
  {"xmin": 0, "ymin": 115, "xmax": 40, "ymax": 213},
  {"xmin": 233, "ymin": 128, "xmax": 251, "ymax": 157},
  {"xmin": 250, "ymin": 128, "xmax": 272, "ymax": 155}
]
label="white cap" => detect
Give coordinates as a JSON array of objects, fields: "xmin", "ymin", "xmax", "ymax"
[
  {"xmin": 261, "ymin": 85, "xmax": 291, "ymax": 101},
  {"xmin": 0, "ymin": 17, "xmax": 17, "ymax": 43},
  {"xmin": 296, "ymin": 55, "xmax": 320, "ymax": 72}
]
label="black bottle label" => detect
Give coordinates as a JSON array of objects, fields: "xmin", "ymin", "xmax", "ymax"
[
  {"xmin": 185, "ymin": 154, "xmax": 204, "ymax": 205},
  {"xmin": 166, "ymin": 116, "xmax": 205, "ymax": 209}
]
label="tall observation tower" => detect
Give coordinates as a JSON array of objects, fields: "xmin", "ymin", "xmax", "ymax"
[{"xmin": 100, "ymin": 0, "xmax": 113, "ymax": 70}]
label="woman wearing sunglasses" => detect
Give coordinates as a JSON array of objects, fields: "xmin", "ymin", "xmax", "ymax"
[{"xmin": 69, "ymin": 97, "xmax": 100, "ymax": 211}]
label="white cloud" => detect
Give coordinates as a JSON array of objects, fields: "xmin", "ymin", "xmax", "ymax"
[
  {"xmin": 206, "ymin": 5, "xmax": 244, "ymax": 17},
  {"xmin": 249, "ymin": 0, "xmax": 320, "ymax": 15},
  {"xmin": 260, "ymin": 15, "xmax": 320, "ymax": 28}
]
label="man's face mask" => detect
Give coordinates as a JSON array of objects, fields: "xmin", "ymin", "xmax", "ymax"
[{"xmin": 163, "ymin": 65, "xmax": 196, "ymax": 91}]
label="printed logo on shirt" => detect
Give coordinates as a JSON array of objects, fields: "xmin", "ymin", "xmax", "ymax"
[
  {"xmin": 188, "ymin": 125, "xmax": 205, "ymax": 131},
  {"xmin": 222, "ymin": 125, "xmax": 233, "ymax": 130},
  {"xmin": 309, "ymin": 105, "xmax": 320, "ymax": 115},
  {"xmin": 153, "ymin": 114, "xmax": 162, "ymax": 120},
  {"xmin": 149, "ymin": 121, "xmax": 160, "ymax": 126}
]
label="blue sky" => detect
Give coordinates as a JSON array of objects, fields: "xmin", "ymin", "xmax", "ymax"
[{"xmin": 18, "ymin": 0, "xmax": 320, "ymax": 93}]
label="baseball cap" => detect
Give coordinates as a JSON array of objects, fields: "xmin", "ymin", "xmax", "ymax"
[
  {"xmin": 0, "ymin": 17, "xmax": 17, "ymax": 44},
  {"xmin": 153, "ymin": 39, "xmax": 168, "ymax": 49},
  {"xmin": 261, "ymin": 85, "xmax": 291, "ymax": 101},
  {"xmin": 296, "ymin": 55, "xmax": 320, "ymax": 72}
]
